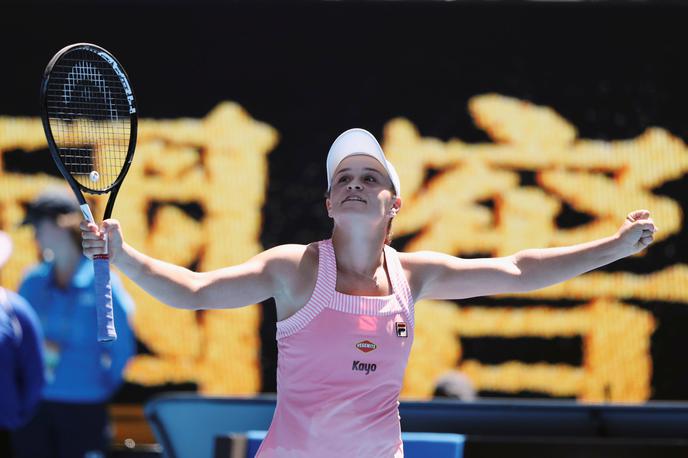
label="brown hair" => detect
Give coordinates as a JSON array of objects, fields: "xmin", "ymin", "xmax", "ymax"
[{"xmin": 384, "ymin": 218, "xmax": 394, "ymax": 245}]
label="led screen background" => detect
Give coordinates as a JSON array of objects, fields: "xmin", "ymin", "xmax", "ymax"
[{"xmin": 1, "ymin": 2, "xmax": 687, "ymax": 402}]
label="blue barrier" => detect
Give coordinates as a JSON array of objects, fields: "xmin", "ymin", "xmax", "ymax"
[
  {"xmin": 244, "ymin": 431, "xmax": 465, "ymax": 458},
  {"xmin": 144, "ymin": 394, "xmax": 688, "ymax": 458}
]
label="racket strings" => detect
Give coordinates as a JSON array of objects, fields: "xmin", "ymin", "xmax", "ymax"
[{"xmin": 45, "ymin": 50, "xmax": 132, "ymax": 192}]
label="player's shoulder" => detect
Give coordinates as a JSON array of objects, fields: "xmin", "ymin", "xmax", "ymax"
[
  {"xmin": 396, "ymin": 250, "xmax": 447, "ymax": 269},
  {"xmin": 260, "ymin": 243, "xmax": 321, "ymax": 298},
  {"xmin": 260, "ymin": 242, "xmax": 320, "ymax": 272},
  {"xmin": 395, "ymin": 250, "xmax": 457, "ymax": 284},
  {"xmin": 261, "ymin": 242, "xmax": 317, "ymax": 260},
  {"xmin": 394, "ymin": 250, "xmax": 455, "ymax": 299}
]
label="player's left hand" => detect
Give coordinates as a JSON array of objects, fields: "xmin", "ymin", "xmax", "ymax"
[{"xmin": 615, "ymin": 210, "xmax": 658, "ymax": 255}]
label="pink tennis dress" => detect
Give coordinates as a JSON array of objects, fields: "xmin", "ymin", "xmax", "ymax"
[{"xmin": 256, "ymin": 239, "xmax": 415, "ymax": 458}]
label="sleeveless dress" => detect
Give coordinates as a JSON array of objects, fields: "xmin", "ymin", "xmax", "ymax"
[{"xmin": 255, "ymin": 239, "xmax": 416, "ymax": 458}]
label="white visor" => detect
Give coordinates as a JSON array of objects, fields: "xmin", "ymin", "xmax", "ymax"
[{"xmin": 326, "ymin": 128, "xmax": 401, "ymax": 197}]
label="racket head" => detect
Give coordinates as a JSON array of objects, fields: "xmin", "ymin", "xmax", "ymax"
[{"xmin": 40, "ymin": 43, "xmax": 138, "ymax": 198}]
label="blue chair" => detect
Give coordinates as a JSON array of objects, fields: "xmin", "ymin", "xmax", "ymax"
[
  {"xmin": 401, "ymin": 432, "xmax": 465, "ymax": 458},
  {"xmin": 145, "ymin": 394, "xmax": 276, "ymax": 458}
]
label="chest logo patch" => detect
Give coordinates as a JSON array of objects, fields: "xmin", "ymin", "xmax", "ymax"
[
  {"xmin": 355, "ymin": 340, "xmax": 377, "ymax": 353},
  {"xmin": 396, "ymin": 322, "xmax": 408, "ymax": 338}
]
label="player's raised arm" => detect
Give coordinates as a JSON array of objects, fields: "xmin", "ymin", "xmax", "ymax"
[
  {"xmin": 408, "ymin": 210, "xmax": 658, "ymax": 301},
  {"xmin": 81, "ymin": 219, "xmax": 298, "ymax": 310}
]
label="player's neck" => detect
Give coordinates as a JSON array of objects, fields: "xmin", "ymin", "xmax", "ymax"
[{"xmin": 332, "ymin": 226, "xmax": 387, "ymax": 277}]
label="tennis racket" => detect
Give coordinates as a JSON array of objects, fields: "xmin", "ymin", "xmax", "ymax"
[{"xmin": 40, "ymin": 43, "xmax": 137, "ymax": 342}]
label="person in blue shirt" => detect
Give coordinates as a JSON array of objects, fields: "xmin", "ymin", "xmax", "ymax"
[
  {"xmin": 12, "ymin": 189, "xmax": 136, "ymax": 458},
  {"xmin": 0, "ymin": 230, "xmax": 44, "ymax": 458}
]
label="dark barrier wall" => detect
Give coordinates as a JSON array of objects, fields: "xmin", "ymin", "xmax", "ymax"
[{"xmin": 1, "ymin": 2, "xmax": 687, "ymax": 403}]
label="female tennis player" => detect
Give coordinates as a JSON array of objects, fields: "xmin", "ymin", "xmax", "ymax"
[{"xmin": 81, "ymin": 128, "xmax": 657, "ymax": 457}]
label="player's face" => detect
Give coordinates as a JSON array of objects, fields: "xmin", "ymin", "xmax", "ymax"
[
  {"xmin": 34, "ymin": 217, "xmax": 72, "ymax": 257},
  {"xmin": 328, "ymin": 154, "xmax": 396, "ymax": 222}
]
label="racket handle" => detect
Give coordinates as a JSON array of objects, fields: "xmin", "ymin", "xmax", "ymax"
[
  {"xmin": 79, "ymin": 203, "xmax": 116, "ymax": 341},
  {"xmin": 94, "ymin": 255, "xmax": 117, "ymax": 342}
]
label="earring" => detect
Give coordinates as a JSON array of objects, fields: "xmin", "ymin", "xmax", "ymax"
[{"xmin": 388, "ymin": 208, "xmax": 397, "ymax": 218}]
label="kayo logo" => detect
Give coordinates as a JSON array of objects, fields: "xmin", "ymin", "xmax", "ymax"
[
  {"xmin": 356, "ymin": 340, "xmax": 377, "ymax": 353},
  {"xmin": 352, "ymin": 361, "xmax": 377, "ymax": 375}
]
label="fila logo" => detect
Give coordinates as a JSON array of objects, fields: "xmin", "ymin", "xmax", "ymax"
[
  {"xmin": 356, "ymin": 340, "xmax": 377, "ymax": 353},
  {"xmin": 352, "ymin": 361, "xmax": 377, "ymax": 375},
  {"xmin": 396, "ymin": 322, "xmax": 407, "ymax": 338}
]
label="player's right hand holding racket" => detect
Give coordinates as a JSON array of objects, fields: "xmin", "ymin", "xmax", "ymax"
[{"xmin": 81, "ymin": 219, "xmax": 125, "ymax": 265}]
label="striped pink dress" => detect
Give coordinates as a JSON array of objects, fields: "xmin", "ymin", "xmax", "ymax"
[{"xmin": 256, "ymin": 239, "xmax": 415, "ymax": 458}]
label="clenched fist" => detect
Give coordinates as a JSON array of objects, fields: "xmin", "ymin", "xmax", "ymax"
[{"xmin": 615, "ymin": 210, "xmax": 658, "ymax": 256}]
